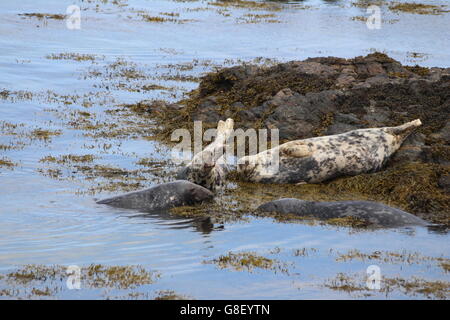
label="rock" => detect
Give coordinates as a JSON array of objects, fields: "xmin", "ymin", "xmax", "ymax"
[
  {"xmin": 366, "ymin": 62, "xmax": 385, "ymax": 76},
  {"xmin": 438, "ymin": 174, "xmax": 450, "ymax": 192},
  {"xmin": 438, "ymin": 121, "xmax": 450, "ymax": 144},
  {"xmin": 336, "ymin": 74, "xmax": 356, "ymax": 87},
  {"xmin": 156, "ymin": 52, "xmax": 449, "ymax": 168}
]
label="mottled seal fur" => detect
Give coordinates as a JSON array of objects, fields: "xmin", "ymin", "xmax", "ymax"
[
  {"xmin": 177, "ymin": 118, "xmax": 234, "ymax": 191},
  {"xmin": 257, "ymin": 198, "xmax": 429, "ymax": 228},
  {"xmin": 238, "ymin": 119, "xmax": 422, "ymax": 184},
  {"xmin": 96, "ymin": 180, "xmax": 214, "ymax": 211}
]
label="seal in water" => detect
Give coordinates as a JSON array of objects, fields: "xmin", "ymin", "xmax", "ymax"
[
  {"xmin": 257, "ymin": 198, "xmax": 429, "ymax": 228},
  {"xmin": 177, "ymin": 118, "xmax": 234, "ymax": 191},
  {"xmin": 96, "ymin": 180, "xmax": 214, "ymax": 211},
  {"xmin": 238, "ymin": 119, "xmax": 422, "ymax": 184}
]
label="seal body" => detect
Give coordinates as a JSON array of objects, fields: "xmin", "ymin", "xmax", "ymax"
[
  {"xmin": 96, "ymin": 180, "xmax": 214, "ymax": 211},
  {"xmin": 238, "ymin": 119, "xmax": 422, "ymax": 184},
  {"xmin": 257, "ymin": 198, "xmax": 428, "ymax": 228}
]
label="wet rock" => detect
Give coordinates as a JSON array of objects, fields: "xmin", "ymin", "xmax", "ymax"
[
  {"xmin": 157, "ymin": 51, "xmax": 448, "ymax": 145},
  {"xmin": 336, "ymin": 74, "xmax": 356, "ymax": 87},
  {"xmin": 146, "ymin": 53, "xmax": 450, "ymax": 223},
  {"xmin": 438, "ymin": 121, "xmax": 450, "ymax": 144},
  {"xmin": 326, "ymin": 112, "xmax": 362, "ymax": 135},
  {"xmin": 438, "ymin": 174, "xmax": 450, "ymax": 193}
]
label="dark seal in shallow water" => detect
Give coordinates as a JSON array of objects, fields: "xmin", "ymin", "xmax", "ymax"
[
  {"xmin": 257, "ymin": 198, "xmax": 429, "ymax": 228},
  {"xmin": 97, "ymin": 180, "xmax": 214, "ymax": 211}
]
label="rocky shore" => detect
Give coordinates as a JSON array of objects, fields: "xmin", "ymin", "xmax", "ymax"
[{"xmin": 139, "ymin": 53, "xmax": 449, "ymax": 226}]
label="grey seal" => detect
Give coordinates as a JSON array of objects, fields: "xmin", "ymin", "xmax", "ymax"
[
  {"xmin": 96, "ymin": 180, "xmax": 214, "ymax": 211},
  {"xmin": 238, "ymin": 119, "xmax": 422, "ymax": 184},
  {"xmin": 177, "ymin": 118, "xmax": 234, "ymax": 191},
  {"xmin": 257, "ymin": 198, "xmax": 429, "ymax": 228}
]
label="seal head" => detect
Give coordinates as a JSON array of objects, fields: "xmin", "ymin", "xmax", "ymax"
[
  {"xmin": 178, "ymin": 118, "xmax": 234, "ymax": 191},
  {"xmin": 97, "ymin": 180, "xmax": 214, "ymax": 211}
]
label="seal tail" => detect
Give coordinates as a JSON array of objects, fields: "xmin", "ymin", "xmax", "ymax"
[{"xmin": 385, "ymin": 119, "xmax": 422, "ymax": 141}]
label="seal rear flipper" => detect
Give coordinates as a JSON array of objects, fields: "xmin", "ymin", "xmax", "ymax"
[{"xmin": 385, "ymin": 119, "xmax": 422, "ymax": 141}]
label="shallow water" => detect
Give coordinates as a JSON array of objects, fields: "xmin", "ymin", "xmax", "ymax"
[{"xmin": 0, "ymin": 0, "xmax": 449, "ymax": 299}]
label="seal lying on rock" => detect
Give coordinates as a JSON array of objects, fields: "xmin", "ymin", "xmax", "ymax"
[
  {"xmin": 177, "ymin": 118, "xmax": 234, "ymax": 191},
  {"xmin": 97, "ymin": 180, "xmax": 214, "ymax": 211},
  {"xmin": 238, "ymin": 119, "xmax": 422, "ymax": 184},
  {"xmin": 257, "ymin": 198, "xmax": 429, "ymax": 228}
]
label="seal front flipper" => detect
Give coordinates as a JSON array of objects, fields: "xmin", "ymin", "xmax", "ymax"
[
  {"xmin": 279, "ymin": 141, "xmax": 314, "ymax": 158},
  {"xmin": 178, "ymin": 118, "xmax": 234, "ymax": 191}
]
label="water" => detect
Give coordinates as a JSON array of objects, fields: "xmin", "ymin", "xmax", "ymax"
[{"xmin": 0, "ymin": 0, "xmax": 449, "ymax": 299}]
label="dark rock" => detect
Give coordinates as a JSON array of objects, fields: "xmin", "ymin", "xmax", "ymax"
[
  {"xmin": 438, "ymin": 174, "xmax": 450, "ymax": 192},
  {"xmin": 438, "ymin": 121, "xmax": 450, "ymax": 144}
]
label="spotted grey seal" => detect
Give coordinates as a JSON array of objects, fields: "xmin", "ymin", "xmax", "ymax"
[
  {"xmin": 257, "ymin": 198, "xmax": 429, "ymax": 228},
  {"xmin": 177, "ymin": 118, "xmax": 234, "ymax": 191},
  {"xmin": 238, "ymin": 119, "xmax": 422, "ymax": 184},
  {"xmin": 96, "ymin": 180, "xmax": 214, "ymax": 211}
]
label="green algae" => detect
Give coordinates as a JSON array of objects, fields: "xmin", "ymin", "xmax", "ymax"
[
  {"xmin": 292, "ymin": 247, "xmax": 318, "ymax": 257},
  {"xmin": 210, "ymin": 0, "xmax": 282, "ymax": 11},
  {"xmin": 38, "ymin": 154, "xmax": 176, "ymax": 194},
  {"xmin": 351, "ymin": 0, "xmax": 387, "ymax": 8},
  {"xmin": 85, "ymin": 264, "xmax": 159, "ymax": 289},
  {"xmin": 154, "ymin": 290, "xmax": 191, "ymax": 300},
  {"xmin": 40, "ymin": 154, "xmax": 95, "ymax": 164},
  {"xmin": 46, "ymin": 53, "xmax": 104, "ymax": 62},
  {"xmin": 405, "ymin": 64, "xmax": 430, "ymax": 76},
  {"xmin": 389, "ymin": 2, "xmax": 449, "ymax": 15},
  {"xmin": 137, "ymin": 10, "xmax": 197, "ymax": 24},
  {"xmin": 440, "ymin": 261, "xmax": 450, "ymax": 273},
  {"xmin": 325, "ymin": 272, "xmax": 367, "ymax": 294},
  {"xmin": 237, "ymin": 13, "xmax": 281, "ymax": 23},
  {"xmin": 335, "ymin": 249, "xmax": 450, "ymax": 267},
  {"xmin": 384, "ymin": 277, "xmax": 450, "ymax": 299},
  {"xmin": 0, "ymin": 264, "xmax": 160, "ymax": 299},
  {"xmin": 0, "ymin": 157, "xmax": 17, "ymax": 169},
  {"xmin": 325, "ymin": 272, "xmax": 450, "ymax": 299},
  {"xmin": 19, "ymin": 13, "xmax": 66, "ymax": 20},
  {"xmin": 30, "ymin": 129, "xmax": 62, "ymax": 141},
  {"xmin": 205, "ymin": 251, "xmax": 290, "ymax": 274}
]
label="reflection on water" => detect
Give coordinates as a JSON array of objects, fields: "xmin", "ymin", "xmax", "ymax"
[
  {"xmin": 125, "ymin": 211, "xmax": 217, "ymax": 235},
  {"xmin": 0, "ymin": 0, "xmax": 449, "ymax": 299}
]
